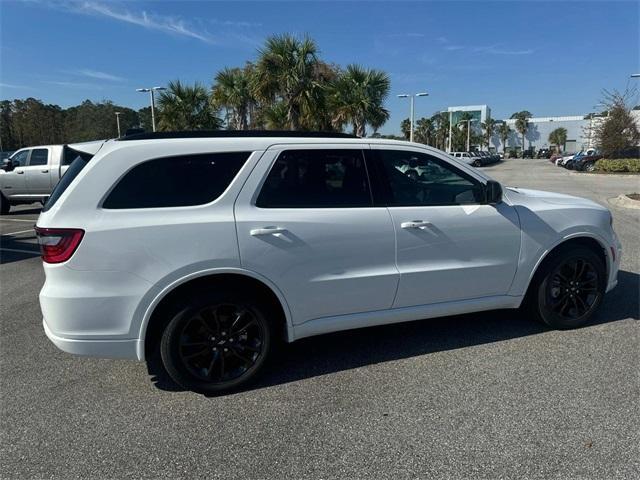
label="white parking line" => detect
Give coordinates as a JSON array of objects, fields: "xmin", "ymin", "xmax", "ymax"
[
  {"xmin": 0, "ymin": 229, "xmax": 35, "ymax": 236},
  {"xmin": 0, "ymin": 218, "xmax": 36, "ymax": 222},
  {"xmin": 0, "ymin": 248, "xmax": 40, "ymax": 255}
]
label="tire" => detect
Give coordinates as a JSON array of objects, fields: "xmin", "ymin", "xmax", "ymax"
[
  {"xmin": 160, "ymin": 291, "xmax": 273, "ymax": 394},
  {"xmin": 473, "ymin": 159, "xmax": 482, "ymax": 167},
  {"xmin": 527, "ymin": 246, "xmax": 606, "ymax": 329},
  {"xmin": 0, "ymin": 193, "xmax": 10, "ymax": 215},
  {"xmin": 584, "ymin": 162, "xmax": 596, "ymax": 172}
]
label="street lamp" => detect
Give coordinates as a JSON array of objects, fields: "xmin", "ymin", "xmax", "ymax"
[
  {"xmin": 631, "ymin": 74, "xmax": 640, "ymax": 78},
  {"xmin": 397, "ymin": 92, "xmax": 428, "ymax": 142},
  {"xmin": 114, "ymin": 111, "xmax": 122, "ymax": 138},
  {"xmin": 136, "ymin": 86, "xmax": 166, "ymax": 132},
  {"xmin": 458, "ymin": 118, "xmax": 477, "ymax": 152}
]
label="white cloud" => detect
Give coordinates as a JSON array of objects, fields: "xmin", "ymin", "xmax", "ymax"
[
  {"xmin": 0, "ymin": 82, "xmax": 30, "ymax": 89},
  {"xmin": 74, "ymin": 69, "xmax": 125, "ymax": 82},
  {"xmin": 44, "ymin": 80, "xmax": 104, "ymax": 89}
]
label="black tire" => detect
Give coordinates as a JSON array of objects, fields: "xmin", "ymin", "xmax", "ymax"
[
  {"xmin": 527, "ymin": 246, "xmax": 606, "ymax": 329},
  {"xmin": 160, "ymin": 291, "xmax": 273, "ymax": 394},
  {"xmin": 584, "ymin": 162, "xmax": 596, "ymax": 172},
  {"xmin": 0, "ymin": 194, "xmax": 10, "ymax": 215},
  {"xmin": 473, "ymin": 159, "xmax": 482, "ymax": 167}
]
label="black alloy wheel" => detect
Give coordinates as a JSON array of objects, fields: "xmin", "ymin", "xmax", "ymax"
[
  {"xmin": 161, "ymin": 296, "xmax": 272, "ymax": 393},
  {"xmin": 534, "ymin": 246, "xmax": 606, "ymax": 329}
]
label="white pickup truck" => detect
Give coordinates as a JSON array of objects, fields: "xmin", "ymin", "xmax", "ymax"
[{"xmin": 0, "ymin": 142, "xmax": 102, "ymax": 214}]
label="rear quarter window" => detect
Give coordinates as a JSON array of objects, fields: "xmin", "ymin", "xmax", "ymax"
[{"xmin": 102, "ymin": 151, "xmax": 251, "ymax": 209}]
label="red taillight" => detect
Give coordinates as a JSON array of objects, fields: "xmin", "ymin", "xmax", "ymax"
[{"xmin": 34, "ymin": 227, "xmax": 84, "ymax": 264}]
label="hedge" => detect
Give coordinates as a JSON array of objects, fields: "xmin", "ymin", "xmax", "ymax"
[{"xmin": 594, "ymin": 158, "xmax": 640, "ymax": 173}]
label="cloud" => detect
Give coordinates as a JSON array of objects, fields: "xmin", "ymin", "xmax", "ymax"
[
  {"xmin": 74, "ymin": 69, "xmax": 125, "ymax": 82},
  {"xmin": 473, "ymin": 45, "xmax": 534, "ymax": 55},
  {"xmin": 445, "ymin": 45, "xmax": 465, "ymax": 51},
  {"xmin": 44, "ymin": 80, "xmax": 104, "ymax": 89},
  {"xmin": 0, "ymin": 82, "xmax": 31, "ymax": 89},
  {"xmin": 387, "ymin": 32, "xmax": 426, "ymax": 38}
]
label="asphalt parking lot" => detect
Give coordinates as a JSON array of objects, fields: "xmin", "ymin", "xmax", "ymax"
[{"xmin": 1, "ymin": 158, "xmax": 638, "ymax": 479}]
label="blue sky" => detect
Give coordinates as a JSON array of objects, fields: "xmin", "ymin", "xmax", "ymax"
[{"xmin": 1, "ymin": 0, "xmax": 638, "ymax": 134}]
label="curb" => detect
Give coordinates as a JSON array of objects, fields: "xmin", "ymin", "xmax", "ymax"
[{"xmin": 608, "ymin": 194, "xmax": 640, "ymax": 210}]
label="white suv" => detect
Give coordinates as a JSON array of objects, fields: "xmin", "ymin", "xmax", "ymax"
[{"xmin": 37, "ymin": 131, "xmax": 621, "ymax": 393}]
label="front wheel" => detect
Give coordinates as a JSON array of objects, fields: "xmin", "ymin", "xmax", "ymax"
[
  {"xmin": 529, "ymin": 246, "xmax": 606, "ymax": 329},
  {"xmin": 473, "ymin": 159, "xmax": 482, "ymax": 167},
  {"xmin": 160, "ymin": 293, "xmax": 272, "ymax": 394}
]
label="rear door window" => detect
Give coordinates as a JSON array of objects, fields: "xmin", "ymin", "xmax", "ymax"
[
  {"xmin": 256, "ymin": 149, "xmax": 372, "ymax": 208},
  {"xmin": 28, "ymin": 148, "xmax": 49, "ymax": 166},
  {"xmin": 103, "ymin": 151, "xmax": 251, "ymax": 209}
]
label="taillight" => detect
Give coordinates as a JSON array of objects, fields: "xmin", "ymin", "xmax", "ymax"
[{"xmin": 34, "ymin": 227, "xmax": 84, "ymax": 264}]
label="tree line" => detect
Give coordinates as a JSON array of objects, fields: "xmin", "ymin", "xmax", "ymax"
[{"xmin": 0, "ymin": 34, "xmax": 390, "ymax": 151}]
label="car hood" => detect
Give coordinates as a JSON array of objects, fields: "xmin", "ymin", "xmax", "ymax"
[{"xmin": 504, "ymin": 187, "xmax": 606, "ymax": 210}]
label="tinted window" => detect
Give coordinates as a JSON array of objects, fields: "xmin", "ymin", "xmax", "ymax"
[
  {"xmin": 43, "ymin": 154, "xmax": 91, "ymax": 212},
  {"xmin": 376, "ymin": 150, "xmax": 484, "ymax": 206},
  {"xmin": 29, "ymin": 148, "xmax": 49, "ymax": 166},
  {"xmin": 256, "ymin": 149, "xmax": 372, "ymax": 208},
  {"xmin": 10, "ymin": 150, "xmax": 29, "ymax": 166},
  {"xmin": 103, "ymin": 151, "xmax": 250, "ymax": 209}
]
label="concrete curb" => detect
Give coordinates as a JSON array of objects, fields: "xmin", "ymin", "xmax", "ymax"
[{"xmin": 608, "ymin": 194, "xmax": 640, "ymax": 210}]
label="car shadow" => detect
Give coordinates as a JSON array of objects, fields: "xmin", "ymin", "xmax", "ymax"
[
  {"xmin": 147, "ymin": 269, "xmax": 638, "ymax": 396},
  {"xmin": 0, "ymin": 231, "xmax": 40, "ymax": 264}
]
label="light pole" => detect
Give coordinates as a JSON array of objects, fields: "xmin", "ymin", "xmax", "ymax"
[
  {"xmin": 631, "ymin": 74, "xmax": 640, "ymax": 78},
  {"xmin": 448, "ymin": 111, "xmax": 453, "ymax": 153},
  {"xmin": 459, "ymin": 118, "xmax": 477, "ymax": 152},
  {"xmin": 114, "ymin": 111, "xmax": 122, "ymax": 138},
  {"xmin": 136, "ymin": 86, "xmax": 166, "ymax": 132},
  {"xmin": 397, "ymin": 92, "xmax": 428, "ymax": 142}
]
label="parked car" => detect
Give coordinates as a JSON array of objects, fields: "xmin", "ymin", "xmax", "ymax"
[
  {"xmin": 36, "ymin": 131, "xmax": 621, "ymax": 394},
  {"xmin": 573, "ymin": 153, "xmax": 603, "ymax": 172},
  {"xmin": 523, "ymin": 147, "xmax": 536, "ymax": 159},
  {"xmin": 0, "ymin": 143, "xmax": 98, "ymax": 214},
  {"xmin": 536, "ymin": 148, "xmax": 552, "ymax": 159},
  {"xmin": 560, "ymin": 148, "xmax": 597, "ymax": 169},
  {"xmin": 450, "ymin": 151, "xmax": 483, "ymax": 167}
]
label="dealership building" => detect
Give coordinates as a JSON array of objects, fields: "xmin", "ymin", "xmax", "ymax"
[{"xmin": 446, "ymin": 104, "xmax": 601, "ymax": 153}]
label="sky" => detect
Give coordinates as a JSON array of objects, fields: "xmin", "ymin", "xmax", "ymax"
[{"xmin": 1, "ymin": 0, "xmax": 638, "ymax": 134}]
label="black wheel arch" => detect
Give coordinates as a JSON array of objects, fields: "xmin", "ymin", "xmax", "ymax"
[{"xmin": 144, "ymin": 273, "xmax": 289, "ymax": 360}]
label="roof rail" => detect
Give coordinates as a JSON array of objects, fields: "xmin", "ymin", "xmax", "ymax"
[{"xmin": 117, "ymin": 130, "xmax": 359, "ymax": 141}]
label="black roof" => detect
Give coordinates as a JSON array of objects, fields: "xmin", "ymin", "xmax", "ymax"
[{"xmin": 118, "ymin": 130, "xmax": 359, "ymax": 141}]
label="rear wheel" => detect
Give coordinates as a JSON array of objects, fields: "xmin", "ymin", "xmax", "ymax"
[
  {"xmin": 160, "ymin": 292, "xmax": 272, "ymax": 394},
  {"xmin": 473, "ymin": 159, "xmax": 482, "ymax": 167},
  {"xmin": 528, "ymin": 246, "xmax": 606, "ymax": 329},
  {"xmin": 0, "ymin": 194, "xmax": 10, "ymax": 215},
  {"xmin": 584, "ymin": 162, "xmax": 596, "ymax": 172}
]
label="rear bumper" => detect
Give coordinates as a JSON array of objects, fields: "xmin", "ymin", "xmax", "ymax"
[{"xmin": 43, "ymin": 318, "xmax": 140, "ymax": 359}]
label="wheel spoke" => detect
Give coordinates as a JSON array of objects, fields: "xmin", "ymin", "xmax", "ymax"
[
  {"xmin": 194, "ymin": 315, "xmax": 216, "ymax": 336},
  {"xmin": 206, "ymin": 350, "xmax": 220, "ymax": 379},
  {"xmin": 232, "ymin": 318, "xmax": 258, "ymax": 336},
  {"xmin": 574, "ymin": 294, "xmax": 588, "ymax": 314},
  {"xmin": 229, "ymin": 346, "xmax": 253, "ymax": 367},
  {"xmin": 183, "ymin": 346, "xmax": 209, "ymax": 360},
  {"xmin": 229, "ymin": 309, "xmax": 248, "ymax": 332}
]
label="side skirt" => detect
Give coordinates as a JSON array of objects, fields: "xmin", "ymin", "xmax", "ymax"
[{"xmin": 292, "ymin": 295, "xmax": 523, "ymax": 341}]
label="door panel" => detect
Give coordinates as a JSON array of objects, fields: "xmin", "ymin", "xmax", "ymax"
[
  {"xmin": 390, "ymin": 203, "xmax": 521, "ymax": 306},
  {"xmin": 1, "ymin": 150, "xmax": 29, "ymax": 197},
  {"xmin": 235, "ymin": 146, "xmax": 399, "ymax": 325},
  {"xmin": 25, "ymin": 148, "xmax": 51, "ymax": 195},
  {"xmin": 370, "ymin": 146, "xmax": 521, "ymax": 308}
]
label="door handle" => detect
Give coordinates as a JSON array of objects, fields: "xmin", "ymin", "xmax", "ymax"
[
  {"xmin": 401, "ymin": 220, "xmax": 432, "ymax": 229},
  {"xmin": 250, "ymin": 227, "xmax": 287, "ymax": 236},
  {"xmin": 41, "ymin": 169, "xmax": 49, "ymax": 173},
  {"xmin": 16, "ymin": 170, "xmax": 24, "ymax": 174}
]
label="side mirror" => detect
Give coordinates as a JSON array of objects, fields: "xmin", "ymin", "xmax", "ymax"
[
  {"xmin": 1, "ymin": 159, "xmax": 13, "ymax": 172},
  {"xmin": 485, "ymin": 180, "xmax": 503, "ymax": 205}
]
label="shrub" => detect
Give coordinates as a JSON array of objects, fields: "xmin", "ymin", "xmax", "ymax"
[{"xmin": 595, "ymin": 158, "xmax": 640, "ymax": 173}]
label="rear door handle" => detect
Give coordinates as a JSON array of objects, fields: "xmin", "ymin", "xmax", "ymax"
[
  {"xmin": 250, "ymin": 227, "xmax": 287, "ymax": 236},
  {"xmin": 41, "ymin": 169, "xmax": 49, "ymax": 173},
  {"xmin": 401, "ymin": 220, "xmax": 432, "ymax": 229},
  {"xmin": 16, "ymin": 170, "xmax": 24, "ymax": 174}
]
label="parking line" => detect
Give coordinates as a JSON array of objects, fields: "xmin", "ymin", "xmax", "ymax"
[
  {"xmin": 0, "ymin": 248, "xmax": 40, "ymax": 255},
  {"xmin": 0, "ymin": 229, "xmax": 35, "ymax": 236},
  {"xmin": 0, "ymin": 218, "xmax": 36, "ymax": 223}
]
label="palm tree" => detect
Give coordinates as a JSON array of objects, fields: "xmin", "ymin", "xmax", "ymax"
[
  {"xmin": 261, "ymin": 102, "xmax": 289, "ymax": 130},
  {"xmin": 400, "ymin": 118, "xmax": 411, "ymax": 140},
  {"xmin": 157, "ymin": 80, "xmax": 221, "ymax": 131},
  {"xmin": 328, "ymin": 64, "xmax": 390, "ymax": 137},
  {"xmin": 498, "ymin": 122, "xmax": 511, "ymax": 155},
  {"xmin": 253, "ymin": 34, "xmax": 319, "ymax": 130},
  {"xmin": 548, "ymin": 127, "xmax": 568, "ymax": 153},
  {"xmin": 211, "ymin": 66, "xmax": 255, "ymax": 130},
  {"xmin": 511, "ymin": 111, "xmax": 532, "ymax": 157},
  {"xmin": 481, "ymin": 118, "xmax": 497, "ymax": 150},
  {"xmin": 414, "ymin": 117, "xmax": 434, "ymax": 145},
  {"xmin": 430, "ymin": 112, "xmax": 450, "ymax": 151}
]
